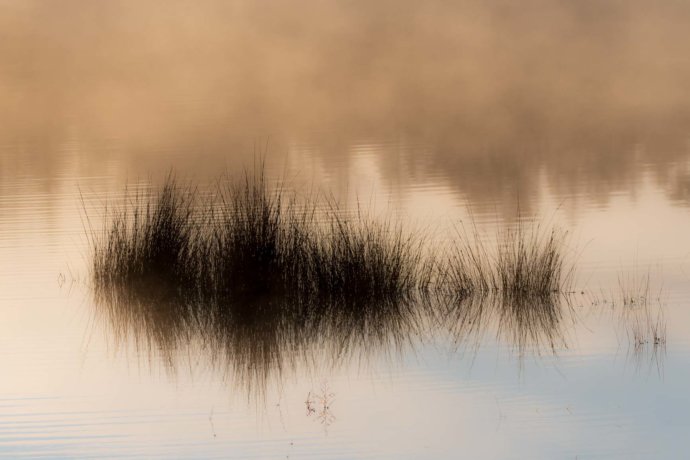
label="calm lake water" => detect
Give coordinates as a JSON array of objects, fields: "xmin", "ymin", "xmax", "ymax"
[{"xmin": 2, "ymin": 1, "xmax": 690, "ymax": 458}]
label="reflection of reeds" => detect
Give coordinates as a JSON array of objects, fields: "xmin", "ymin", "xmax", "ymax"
[
  {"xmin": 92, "ymin": 286, "xmax": 423, "ymax": 396},
  {"xmin": 628, "ymin": 309, "xmax": 667, "ymax": 348},
  {"xmin": 569, "ymin": 268, "xmax": 668, "ymax": 376},
  {"xmin": 615, "ymin": 268, "xmax": 667, "ymax": 347},
  {"xmin": 622, "ymin": 285, "xmax": 666, "ymax": 349},
  {"xmin": 626, "ymin": 303, "xmax": 666, "ymax": 376},
  {"xmin": 94, "ymin": 281, "xmax": 570, "ymax": 397},
  {"xmin": 442, "ymin": 292, "xmax": 568, "ymax": 357},
  {"xmin": 596, "ymin": 267, "xmax": 669, "ymax": 375},
  {"xmin": 86, "ymin": 164, "xmax": 578, "ymax": 390}
]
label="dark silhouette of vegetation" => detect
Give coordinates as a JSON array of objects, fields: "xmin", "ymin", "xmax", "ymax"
[
  {"xmin": 438, "ymin": 220, "xmax": 573, "ymax": 298},
  {"xmin": 91, "ymin": 175, "xmax": 201, "ymax": 299},
  {"xmin": 203, "ymin": 166, "xmax": 314, "ymax": 301},
  {"xmin": 89, "ymin": 165, "xmax": 572, "ymax": 305},
  {"xmin": 308, "ymin": 209, "xmax": 430, "ymax": 303},
  {"xmin": 90, "ymin": 164, "xmax": 437, "ymax": 307},
  {"xmin": 86, "ymin": 163, "xmax": 578, "ymax": 392}
]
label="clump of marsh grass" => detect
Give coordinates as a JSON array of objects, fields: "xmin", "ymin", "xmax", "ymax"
[
  {"xmin": 88, "ymin": 163, "xmax": 433, "ymax": 309},
  {"xmin": 204, "ymin": 165, "xmax": 314, "ymax": 301},
  {"xmin": 308, "ymin": 207, "xmax": 429, "ymax": 304},
  {"xmin": 85, "ymin": 164, "xmax": 598, "ymax": 393},
  {"xmin": 437, "ymin": 218, "xmax": 573, "ymax": 361},
  {"xmin": 496, "ymin": 222, "xmax": 571, "ymax": 297},
  {"xmin": 88, "ymin": 164, "xmax": 573, "ymax": 308},
  {"xmin": 440, "ymin": 219, "xmax": 572, "ymax": 299},
  {"xmin": 90, "ymin": 175, "xmax": 200, "ymax": 297},
  {"xmin": 87, "ymin": 163, "xmax": 582, "ymax": 378}
]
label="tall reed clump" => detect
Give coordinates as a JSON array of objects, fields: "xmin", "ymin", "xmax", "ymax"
[
  {"xmin": 204, "ymin": 166, "xmax": 314, "ymax": 301},
  {"xmin": 89, "ymin": 164, "xmax": 571, "ymax": 312},
  {"xmin": 496, "ymin": 223, "xmax": 571, "ymax": 297},
  {"xmin": 88, "ymin": 166, "xmax": 432, "ymax": 309},
  {"xmin": 440, "ymin": 220, "xmax": 572, "ymax": 298},
  {"xmin": 91, "ymin": 176, "xmax": 199, "ymax": 297},
  {"xmin": 308, "ymin": 208, "xmax": 430, "ymax": 304},
  {"xmin": 201, "ymin": 166, "xmax": 430, "ymax": 304}
]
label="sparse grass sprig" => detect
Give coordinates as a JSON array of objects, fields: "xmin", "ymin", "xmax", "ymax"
[{"xmin": 615, "ymin": 267, "xmax": 667, "ymax": 350}]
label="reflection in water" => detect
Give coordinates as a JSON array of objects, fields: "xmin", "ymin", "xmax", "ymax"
[
  {"xmin": 93, "ymin": 280, "xmax": 426, "ymax": 396},
  {"xmin": 88, "ymin": 171, "xmax": 574, "ymax": 385},
  {"xmin": 613, "ymin": 270, "xmax": 668, "ymax": 376},
  {"xmin": 2, "ymin": 0, "xmax": 690, "ymax": 215},
  {"xmin": 305, "ymin": 383, "xmax": 337, "ymax": 434},
  {"xmin": 93, "ymin": 277, "xmax": 572, "ymax": 397},
  {"xmin": 441, "ymin": 293, "xmax": 569, "ymax": 358},
  {"xmin": 3, "ymin": 1, "xmax": 690, "ymax": 456},
  {"xmin": 627, "ymin": 333, "xmax": 666, "ymax": 378},
  {"xmin": 577, "ymin": 270, "xmax": 669, "ymax": 376}
]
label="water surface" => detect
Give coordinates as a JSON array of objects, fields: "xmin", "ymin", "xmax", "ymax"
[{"xmin": 1, "ymin": 1, "xmax": 690, "ymax": 458}]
